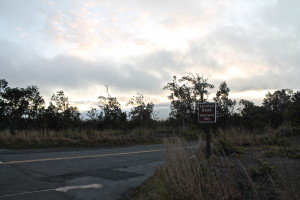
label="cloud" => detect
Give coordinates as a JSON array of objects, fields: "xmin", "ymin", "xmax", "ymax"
[
  {"xmin": 1, "ymin": 0, "xmax": 300, "ymax": 117},
  {"xmin": 45, "ymin": 6, "xmax": 100, "ymax": 50},
  {"xmin": 0, "ymin": 40, "xmax": 167, "ymax": 97}
]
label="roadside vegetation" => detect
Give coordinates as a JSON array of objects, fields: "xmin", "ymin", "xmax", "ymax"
[
  {"xmin": 1, "ymin": 73, "xmax": 300, "ymax": 198},
  {"xmin": 1, "ymin": 73, "xmax": 299, "ymax": 148},
  {"xmin": 130, "ymin": 125, "xmax": 300, "ymax": 200}
]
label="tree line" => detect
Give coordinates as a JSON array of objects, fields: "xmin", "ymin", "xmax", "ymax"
[
  {"xmin": 0, "ymin": 74, "xmax": 299, "ymax": 134},
  {"xmin": 163, "ymin": 73, "xmax": 300, "ymax": 130},
  {"xmin": 0, "ymin": 80, "xmax": 156, "ymax": 133}
]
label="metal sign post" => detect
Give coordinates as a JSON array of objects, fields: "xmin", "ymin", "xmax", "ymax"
[{"xmin": 198, "ymin": 102, "xmax": 216, "ymax": 159}]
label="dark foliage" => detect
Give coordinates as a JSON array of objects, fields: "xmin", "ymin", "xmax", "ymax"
[{"xmin": 0, "ymin": 76, "xmax": 299, "ymax": 134}]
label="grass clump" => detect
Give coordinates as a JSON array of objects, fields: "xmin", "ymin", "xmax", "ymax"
[
  {"xmin": 249, "ymin": 160, "xmax": 278, "ymax": 179},
  {"xmin": 214, "ymin": 134, "xmax": 243, "ymax": 156},
  {"xmin": 259, "ymin": 135, "xmax": 290, "ymax": 147},
  {"xmin": 262, "ymin": 146, "xmax": 300, "ymax": 159},
  {"xmin": 130, "ymin": 169, "xmax": 175, "ymax": 200}
]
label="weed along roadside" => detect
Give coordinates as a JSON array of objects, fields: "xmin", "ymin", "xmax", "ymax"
[{"xmin": 129, "ymin": 126, "xmax": 300, "ymax": 200}]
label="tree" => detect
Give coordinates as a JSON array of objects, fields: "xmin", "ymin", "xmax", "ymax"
[
  {"xmin": 163, "ymin": 76, "xmax": 193, "ymax": 127},
  {"xmin": 25, "ymin": 86, "xmax": 45, "ymax": 122},
  {"xmin": 98, "ymin": 86, "xmax": 126, "ymax": 129},
  {"xmin": 163, "ymin": 73, "xmax": 214, "ymax": 127},
  {"xmin": 87, "ymin": 107, "xmax": 99, "ymax": 121},
  {"xmin": 0, "ymin": 79, "xmax": 8, "ymax": 93},
  {"xmin": 63, "ymin": 106, "xmax": 81, "ymax": 129},
  {"xmin": 262, "ymin": 89, "xmax": 293, "ymax": 127},
  {"xmin": 0, "ymin": 79, "xmax": 9, "ymax": 130},
  {"xmin": 126, "ymin": 93, "xmax": 154, "ymax": 127},
  {"xmin": 46, "ymin": 90, "xmax": 80, "ymax": 130},
  {"xmin": 285, "ymin": 91, "xmax": 300, "ymax": 126},
  {"xmin": 50, "ymin": 90, "xmax": 69, "ymax": 113},
  {"xmin": 180, "ymin": 73, "xmax": 214, "ymax": 103},
  {"xmin": 213, "ymin": 81, "xmax": 236, "ymax": 127},
  {"xmin": 238, "ymin": 99, "xmax": 267, "ymax": 130},
  {"xmin": 0, "ymin": 82, "xmax": 45, "ymax": 132}
]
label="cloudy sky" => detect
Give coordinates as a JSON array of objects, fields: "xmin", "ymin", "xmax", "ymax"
[{"xmin": 1, "ymin": 0, "xmax": 299, "ymax": 119}]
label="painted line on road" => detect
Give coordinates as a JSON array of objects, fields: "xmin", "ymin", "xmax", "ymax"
[
  {"xmin": 0, "ymin": 146, "xmax": 198, "ymax": 165},
  {"xmin": 0, "ymin": 189, "xmax": 55, "ymax": 197},
  {"xmin": 55, "ymin": 183, "xmax": 103, "ymax": 192},
  {"xmin": 0, "ymin": 149, "xmax": 163, "ymax": 165},
  {"xmin": 0, "ymin": 184, "xmax": 103, "ymax": 197}
]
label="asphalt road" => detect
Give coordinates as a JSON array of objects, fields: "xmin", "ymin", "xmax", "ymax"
[{"xmin": 0, "ymin": 144, "xmax": 165, "ymax": 200}]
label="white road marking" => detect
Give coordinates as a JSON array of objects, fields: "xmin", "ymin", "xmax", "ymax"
[
  {"xmin": 0, "ymin": 189, "xmax": 56, "ymax": 197},
  {"xmin": 0, "ymin": 184, "xmax": 104, "ymax": 197},
  {"xmin": 55, "ymin": 184, "xmax": 103, "ymax": 192},
  {"xmin": 0, "ymin": 149, "xmax": 7, "ymax": 151}
]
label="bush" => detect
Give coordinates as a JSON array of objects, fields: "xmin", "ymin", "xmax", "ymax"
[
  {"xmin": 214, "ymin": 134, "xmax": 243, "ymax": 156},
  {"xmin": 262, "ymin": 146, "xmax": 300, "ymax": 159},
  {"xmin": 259, "ymin": 135, "xmax": 290, "ymax": 147},
  {"xmin": 130, "ymin": 169, "xmax": 175, "ymax": 200},
  {"xmin": 249, "ymin": 160, "xmax": 278, "ymax": 179}
]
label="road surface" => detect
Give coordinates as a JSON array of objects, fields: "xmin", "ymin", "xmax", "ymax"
[{"xmin": 0, "ymin": 144, "xmax": 165, "ymax": 200}]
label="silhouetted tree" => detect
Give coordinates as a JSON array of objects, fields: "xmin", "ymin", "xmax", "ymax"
[
  {"xmin": 180, "ymin": 73, "xmax": 214, "ymax": 103},
  {"xmin": 87, "ymin": 107, "xmax": 99, "ymax": 121},
  {"xmin": 262, "ymin": 89, "xmax": 293, "ymax": 128},
  {"xmin": 213, "ymin": 81, "xmax": 236, "ymax": 127},
  {"xmin": 127, "ymin": 93, "xmax": 154, "ymax": 128},
  {"xmin": 0, "ymin": 81, "xmax": 45, "ymax": 132},
  {"xmin": 0, "ymin": 79, "xmax": 9, "ymax": 130},
  {"xmin": 98, "ymin": 86, "xmax": 127, "ymax": 129},
  {"xmin": 45, "ymin": 90, "xmax": 80, "ymax": 130},
  {"xmin": 163, "ymin": 73, "xmax": 214, "ymax": 127},
  {"xmin": 285, "ymin": 91, "xmax": 300, "ymax": 126},
  {"xmin": 238, "ymin": 99, "xmax": 267, "ymax": 131},
  {"xmin": 163, "ymin": 76, "xmax": 193, "ymax": 127}
]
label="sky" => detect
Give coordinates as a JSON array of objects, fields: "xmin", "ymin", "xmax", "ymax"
[{"xmin": 1, "ymin": 0, "xmax": 299, "ymax": 119}]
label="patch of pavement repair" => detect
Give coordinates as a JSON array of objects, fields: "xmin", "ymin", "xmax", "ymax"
[
  {"xmin": 40, "ymin": 168, "xmax": 143, "ymax": 183},
  {"xmin": 0, "ymin": 184, "xmax": 103, "ymax": 198}
]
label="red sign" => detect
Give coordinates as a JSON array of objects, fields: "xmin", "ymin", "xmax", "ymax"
[{"xmin": 198, "ymin": 102, "xmax": 216, "ymax": 123}]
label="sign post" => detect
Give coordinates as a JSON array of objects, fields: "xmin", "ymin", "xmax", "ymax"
[{"xmin": 198, "ymin": 102, "xmax": 216, "ymax": 159}]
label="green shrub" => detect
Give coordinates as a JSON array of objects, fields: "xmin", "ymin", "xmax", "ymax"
[
  {"xmin": 263, "ymin": 146, "xmax": 300, "ymax": 159},
  {"xmin": 180, "ymin": 129, "xmax": 199, "ymax": 141},
  {"xmin": 130, "ymin": 169, "xmax": 175, "ymax": 200},
  {"xmin": 260, "ymin": 135, "xmax": 290, "ymax": 146},
  {"xmin": 249, "ymin": 160, "xmax": 278, "ymax": 178},
  {"xmin": 214, "ymin": 134, "xmax": 243, "ymax": 156}
]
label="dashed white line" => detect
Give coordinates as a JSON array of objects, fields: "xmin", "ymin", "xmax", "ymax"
[
  {"xmin": 0, "ymin": 184, "xmax": 104, "ymax": 197},
  {"xmin": 0, "ymin": 189, "xmax": 55, "ymax": 197}
]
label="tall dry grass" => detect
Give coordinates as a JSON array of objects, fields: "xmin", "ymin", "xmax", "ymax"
[
  {"xmin": 162, "ymin": 138, "xmax": 258, "ymax": 200},
  {"xmin": 0, "ymin": 128, "xmax": 160, "ymax": 148},
  {"xmin": 158, "ymin": 125, "xmax": 299, "ymax": 200}
]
